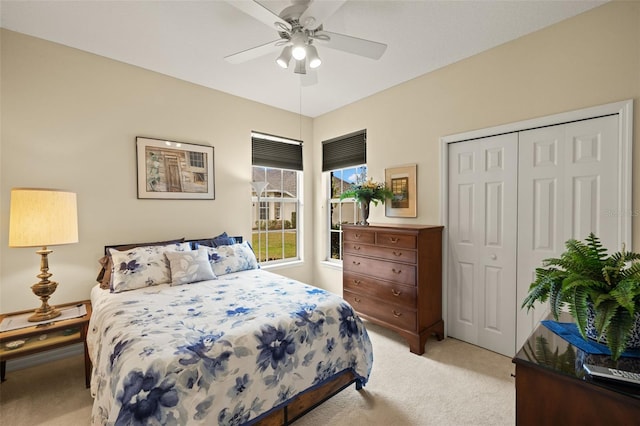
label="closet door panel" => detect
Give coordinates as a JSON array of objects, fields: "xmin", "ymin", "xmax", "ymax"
[
  {"xmin": 448, "ymin": 146, "xmax": 479, "ymax": 344},
  {"xmin": 517, "ymin": 126, "xmax": 564, "ymax": 348},
  {"xmin": 517, "ymin": 115, "xmax": 619, "ymax": 349},
  {"xmin": 448, "ymin": 134, "xmax": 518, "ymax": 356},
  {"xmin": 565, "ymin": 116, "xmax": 619, "ymax": 251}
]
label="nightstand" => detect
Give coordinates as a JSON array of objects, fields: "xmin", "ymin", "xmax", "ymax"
[{"xmin": 0, "ymin": 300, "xmax": 92, "ymax": 388}]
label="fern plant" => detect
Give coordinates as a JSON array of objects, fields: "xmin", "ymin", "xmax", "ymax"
[{"xmin": 522, "ymin": 233, "xmax": 640, "ymax": 360}]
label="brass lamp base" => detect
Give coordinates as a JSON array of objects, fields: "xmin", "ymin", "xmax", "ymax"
[{"xmin": 28, "ymin": 247, "xmax": 62, "ymax": 322}]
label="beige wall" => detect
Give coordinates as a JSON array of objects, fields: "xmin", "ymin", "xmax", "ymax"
[
  {"xmin": 0, "ymin": 29, "xmax": 314, "ymax": 312},
  {"xmin": 312, "ymin": 1, "xmax": 640, "ymax": 294},
  {"xmin": 1, "ymin": 2, "xmax": 639, "ymax": 311}
]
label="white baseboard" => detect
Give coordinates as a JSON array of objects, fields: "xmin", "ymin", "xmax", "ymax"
[{"xmin": 5, "ymin": 342, "xmax": 84, "ymax": 372}]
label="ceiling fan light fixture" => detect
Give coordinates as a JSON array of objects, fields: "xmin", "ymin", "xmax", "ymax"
[
  {"xmin": 307, "ymin": 45, "xmax": 321, "ymax": 69},
  {"xmin": 276, "ymin": 46, "xmax": 292, "ymax": 68},
  {"xmin": 292, "ymin": 45, "xmax": 306, "ymax": 61},
  {"xmin": 290, "ymin": 32, "xmax": 307, "ymax": 60}
]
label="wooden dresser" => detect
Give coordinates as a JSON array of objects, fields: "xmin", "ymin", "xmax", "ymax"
[{"xmin": 342, "ymin": 224, "xmax": 444, "ymax": 355}]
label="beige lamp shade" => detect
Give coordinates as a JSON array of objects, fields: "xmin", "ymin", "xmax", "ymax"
[{"xmin": 9, "ymin": 188, "xmax": 79, "ymax": 247}]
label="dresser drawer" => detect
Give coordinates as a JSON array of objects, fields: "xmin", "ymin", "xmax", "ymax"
[
  {"xmin": 343, "ymin": 243, "xmax": 417, "ymax": 264},
  {"xmin": 376, "ymin": 232, "xmax": 417, "ymax": 249},
  {"xmin": 345, "ymin": 290, "xmax": 417, "ymax": 331},
  {"xmin": 343, "ymin": 228, "xmax": 375, "ymax": 244},
  {"xmin": 343, "ymin": 272, "xmax": 416, "ymax": 307},
  {"xmin": 344, "ymin": 255, "xmax": 416, "ymax": 286}
]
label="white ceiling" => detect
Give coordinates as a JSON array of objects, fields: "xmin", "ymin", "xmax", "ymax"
[{"xmin": 0, "ymin": 0, "xmax": 606, "ymax": 117}]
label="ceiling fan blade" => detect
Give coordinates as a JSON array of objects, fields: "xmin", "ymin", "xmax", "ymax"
[
  {"xmin": 317, "ymin": 31, "xmax": 387, "ymax": 60},
  {"xmin": 226, "ymin": 0, "xmax": 291, "ymax": 32},
  {"xmin": 224, "ymin": 39, "xmax": 281, "ymax": 64},
  {"xmin": 299, "ymin": 0, "xmax": 347, "ymax": 30}
]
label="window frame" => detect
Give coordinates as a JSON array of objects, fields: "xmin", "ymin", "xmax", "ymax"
[
  {"xmin": 326, "ymin": 164, "xmax": 367, "ymax": 262},
  {"xmin": 323, "ymin": 129, "xmax": 367, "ymax": 263},
  {"xmin": 251, "ymin": 131, "xmax": 302, "ymax": 266}
]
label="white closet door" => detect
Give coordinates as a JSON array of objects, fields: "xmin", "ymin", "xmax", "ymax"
[
  {"xmin": 447, "ymin": 133, "xmax": 518, "ymax": 356},
  {"xmin": 516, "ymin": 115, "xmax": 620, "ymax": 349}
]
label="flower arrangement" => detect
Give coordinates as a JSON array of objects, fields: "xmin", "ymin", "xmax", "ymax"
[{"xmin": 339, "ymin": 178, "xmax": 393, "ymax": 206}]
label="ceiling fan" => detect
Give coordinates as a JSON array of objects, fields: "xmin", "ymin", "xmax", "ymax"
[{"xmin": 224, "ymin": 0, "xmax": 387, "ymax": 75}]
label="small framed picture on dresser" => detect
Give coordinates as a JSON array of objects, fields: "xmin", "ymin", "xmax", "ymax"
[{"xmin": 385, "ymin": 164, "xmax": 417, "ymax": 217}]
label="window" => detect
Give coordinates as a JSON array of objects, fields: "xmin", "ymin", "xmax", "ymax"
[
  {"xmin": 189, "ymin": 151, "xmax": 205, "ymax": 169},
  {"xmin": 329, "ymin": 165, "xmax": 367, "ymax": 260},
  {"xmin": 252, "ymin": 132, "xmax": 302, "ymax": 264},
  {"xmin": 323, "ymin": 130, "xmax": 367, "ymax": 261},
  {"xmin": 259, "ymin": 201, "xmax": 269, "ymax": 220}
]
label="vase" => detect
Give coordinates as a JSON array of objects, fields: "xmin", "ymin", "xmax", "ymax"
[
  {"xmin": 585, "ymin": 303, "xmax": 640, "ymax": 350},
  {"xmin": 359, "ymin": 200, "xmax": 370, "ymax": 226}
]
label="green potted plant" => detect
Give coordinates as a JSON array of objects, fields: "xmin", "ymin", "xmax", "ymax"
[
  {"xmin": 339, "ymin": 177, "xmax": 393, "ymax": 225},
  {"xmin": 522, "ymin": 233, "xmax": 640, "ymax": 360}
]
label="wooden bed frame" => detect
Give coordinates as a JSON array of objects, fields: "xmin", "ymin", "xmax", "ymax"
[{"xmin": 254, "ymin": 371, "xmax": 363, "ymax": 425}]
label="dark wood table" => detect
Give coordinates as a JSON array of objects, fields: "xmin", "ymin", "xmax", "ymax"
[
  {"xmin": 0, "ymin": 300, "xmax": 92, "ymax": 388},
  {"xmin": 512, "ymin": 313, "xmax": 639, "ymax": 424}
]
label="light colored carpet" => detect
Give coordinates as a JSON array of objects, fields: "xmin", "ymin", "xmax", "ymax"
[{"xmin": 0, "ymin": 321, "xmax": 515, "ymax": 425}]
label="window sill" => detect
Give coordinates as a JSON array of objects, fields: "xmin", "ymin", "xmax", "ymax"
[
  {"xmin": 320, "ymin": 260, "xmax": 343, "ymax": 271},
  {"xmin": 260, "ymin": 259, "xmax": 304, "ymax": 271}
]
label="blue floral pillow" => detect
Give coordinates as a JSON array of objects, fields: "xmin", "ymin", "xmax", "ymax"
[
  {"xmin": 189, "ymin": 232, "xmax": 237, "ymax": 249},
  {"xmin": 165, "ymin": 249, "xmax": 216, "ymax": 286},
  {"xmin": 110, "ymin": 242, "xmax": 191, "ymax": 293},
  {"xmin": 212, "ymin": 232, "xmax": 237, "ymax": 247},
  {"xmin": 201, "ymin": 241, "xmax": 258, "ymax": 276}
]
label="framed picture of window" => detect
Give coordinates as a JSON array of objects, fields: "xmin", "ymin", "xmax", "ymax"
[
  {"xmin": 385, "ymin": 164, "xmax": 417, "ymax": 217},
  {"xmin": 136, "ymin": 137, "xmax": 215, "ymax": 199}
]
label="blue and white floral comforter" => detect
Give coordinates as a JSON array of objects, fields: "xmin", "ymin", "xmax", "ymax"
[{"xmin": 88, "ymin": 269, "xmax": 373, "ymax": 425}]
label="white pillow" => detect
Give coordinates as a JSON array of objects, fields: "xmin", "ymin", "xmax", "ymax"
[
  {"xmin": 110, "ymin": 242, "xmax": 191, "ymax": 293},
  {"xmin": 201, "ymin": 241, "xmax": 259, "ymax": 276},
  {"xmin": 166, "ymin": 249, "xmax": 216, "ymax": 286}
]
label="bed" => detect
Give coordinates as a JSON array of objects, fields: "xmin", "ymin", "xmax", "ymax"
[{"xmin": 87, "ymin": 237, "xmax": 373, "ymax": 425}]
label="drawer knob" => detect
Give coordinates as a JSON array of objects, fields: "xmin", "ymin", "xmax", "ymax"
[
  {"xmin": 389, "ymin": 237, "xmax": 399, "ymax": 244},
  {"xmin": 353, "ymin": 245, "xmax": 361, "ymax": 250},
  {"xmin": 393, "ymin": 251, "xmax": 402, "ymax": 257},
  {"xmin": 353, "ymin": 297, "xmax": 361, "ymax": 303},
  {"xmin": 353, "ymin": 261, "xmax": 361, "ymax": 266},
  {"xmin": 392, "ymin": 310, "xmax": 402, "ymax": 317},
  {"xmin": 391, "ymin": 289, "xmax": 402, "ymax": 297},
  {"xmin": 392, "ymin": 268, "xmax": 402, "ymax": 274},
  {"xmin": 353, "ymin": 279, "xmax": 361, "ymax": 285},
  {"xmin": 354, "ymin": 233, "xmax": 361, "ymax": 239}
]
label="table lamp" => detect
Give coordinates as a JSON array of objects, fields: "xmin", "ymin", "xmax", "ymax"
[{"xmin": 8, "ymin": 188, "xmax": 79, "ymax": 322}]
